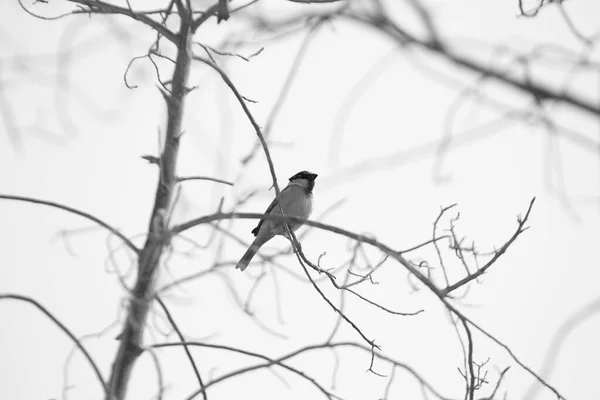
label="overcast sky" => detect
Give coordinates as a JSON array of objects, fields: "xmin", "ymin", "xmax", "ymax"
[{"xmin": 1, "ymin": 1, "xmax": 599, "ymax": 399}]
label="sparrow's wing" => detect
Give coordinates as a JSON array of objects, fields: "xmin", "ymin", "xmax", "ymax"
[{"xmin": 251, "ymin": 185, "xmax": 290, "ymax": 237}]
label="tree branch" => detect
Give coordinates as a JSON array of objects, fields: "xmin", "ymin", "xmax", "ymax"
[
  {"xmin": 346, "ymin": 11, "xmax": 600, "ymax": 118},
  {"xmin": 0, "ymin": 294, "xmax": 109, "ymax": 397},
  {"xmin": 177, "ymin": 176, "xmax": 234, "ymax": 186},
  {"xmin": 153, "ymin": 341, "xmax": 338, "ymax": 400},
  {"xmin": 67, "ymin": 0, "xmax": 178, "ymax": 44},
  {"xmin": 155, "ymin": 296, "xmax": 206, "ymax": 395},
  {"xmin": 170, "ymin": 207, "xmax": 567, "ymax": 399},
  {"xmin": 0, "ymin": 194, "xmax": 139, "ymax": 255},
  {"xmin": 106, "ymin": 18, "xmax": 196, "ymax": 400},
  {"xmin": 442, "ymin": 197, "xmax": 535, "ymax": 296},
  {"xmin": 158, "ymin": 341, "xmax": 451, "ymax": 400},
  {"xmin": 192, "ymin": 56, "xmax": 283, "ymax": 198}
]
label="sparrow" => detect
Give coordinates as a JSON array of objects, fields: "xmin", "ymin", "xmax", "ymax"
[{"xmin": 235, "ymin": 170, "xmax": 318, "ymax": 271}]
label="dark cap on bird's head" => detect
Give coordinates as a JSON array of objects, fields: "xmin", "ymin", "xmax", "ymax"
[{"xmin": 289, "ymin": 170, "xmax": 318, "ymax": 182}]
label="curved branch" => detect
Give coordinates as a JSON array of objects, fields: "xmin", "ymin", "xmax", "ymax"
[
  {"xmin": 17, "ymin": 0, "xmax": 78, "ymax": 20},
  {"xmin": 0, "ymin": 294, "xmax": 108, "ymax": 396},
  {"xmin": 296, "ymin": 254, "xmax": 378, "ymax": 348},
  {"xmin": 67, "ymin": 0, "xmax": 178, "ymax": 44},
  {"xmin": 192, "ymin": 54, "xmax": 307, "ymax": 295},
  {"xmin": 524, "ymin": 296, "xmax": 600, "ymax": 399},
  {"xmin": 157, "ymin": 341, "xmax": 451, "ymax": 400},
  {"xmin": 192, "ymin": 56, "xmax": 283, "ymax": 198},
  {"xmin": 146, "ymin": 348, "xmax": 166, "ymax": 400},
  {"xmin": 0, "ymin": 194, "xmax": 139, "ymax": 255},
  {"xmin": 194, "ymin": 25, "xmax": 572, "ymax": 387},
  {"xmin": 442, "ymin": 197, "xmax": 536, "ymax": 295},
  {"xmin": 154, "ymin": 341, "xmax": 336, "ymax": 400},
  {"xmin": 263, "ymin": 9, "xmax": 599, "ymax": 119},
  {"xmin": 193, "ymin": 46, "xmax": 325, "ymax": 294},
  {"xmin": 177, "ymin": 176, "xmax": 233, "ymax": 186},
  {"xmin": 170, "ymin": 211, "xmax": 457, "ymax": 297},
  {"xmin": 345, "ymin": 11, "xmax": 600, "ymax": 118},
  {"xmin": 241, "ymin": 18, "xmax": 324, "ymax": 165},
  {"xmin": 155, "ymin": 297, "xmax": 206, "ymax": 395},
  {"xmin": 170, "ymin": 209, "xmax": 567, "ymax": 399},
  {"xmin": 191, "ymin": 2, "xmax": 220, "ymax": 30}
]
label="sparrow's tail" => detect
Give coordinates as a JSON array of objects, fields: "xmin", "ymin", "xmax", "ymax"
[{"xmin": 235, "ymin": 234, "xmax": 269, "ymax": 271}]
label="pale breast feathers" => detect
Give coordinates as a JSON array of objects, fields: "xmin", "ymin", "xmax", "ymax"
[
  {"xmin": 276, "ymin": 185, "xmax": 312, "ymax": 218},
  {"xmin": 265, "ymin": 185, "xmax": 312, "ymax": 233}
]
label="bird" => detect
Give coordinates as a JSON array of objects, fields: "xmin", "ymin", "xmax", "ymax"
[{"xmin": 235, "ymin": 170, "xmax": 318, "ymax": 271}]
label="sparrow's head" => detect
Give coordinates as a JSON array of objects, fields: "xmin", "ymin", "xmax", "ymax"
[
  {"xmin": 289, "ymin": 170, "xmax": 318, "ymax": 193},
  {"xmin": 289, "ymin": 170, "xmax": 318, "ymax": 182}
]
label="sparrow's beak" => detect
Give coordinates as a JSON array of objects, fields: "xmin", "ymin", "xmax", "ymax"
[{"xmin": 309, "ymin": 173, "xmax": 318, "ymax": 180}]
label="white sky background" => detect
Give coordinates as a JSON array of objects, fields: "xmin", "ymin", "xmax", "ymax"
[{"xmin": 1, "ymin": 0, "xmax": 599, "ymax": 399}]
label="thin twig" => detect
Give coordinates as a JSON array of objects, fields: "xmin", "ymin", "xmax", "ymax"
[
  {"xmin": 241, "ymin": 18, "xmax": 325, "ymax": 165},
  {"xmin": 442, "ymin": 197, "xmax": 535, "ymax": 295},
  {"xmin": 461, "ymin": 319, "xmax": 475, "ymax": 400},
  {"xmin": 155, "ymin": 296, "xmax": 206, "ymax": 396},
  {"xmin": 177, "ymin": 176, "xmax": 234, "ymax": 186},
  {"xmin": 153, "ymin": 342, "xmax": 338, "ymax": 400},
  {"xmin": 433, "ymin": 204, "xmax": 457, "ymax": 286}
]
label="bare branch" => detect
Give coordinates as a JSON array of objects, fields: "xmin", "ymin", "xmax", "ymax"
[
  {"xmin": 67, "ymin": 0, "xmax": 178, "ymax": 44},
  {"xmin": 398, "ymin": 235, "xmax": 450, "ymax": 254},
  {"xmin": 155, "ymin": 296, "xmax": 206, "ymax": 395},
  {"xmin": 0, "ymin": 294, "xmax": 109, "ymax": 397},
  {"xmin": 297, "ymin": 251, "xmax": 379, "ymax": 349},
  {"xmin": 478, "ymin": 367, "xmax": 510, "ymax": 400},
  {"xmin": 345, "ymin": 11, "xmax": 600, "ymax": 118},
  {"xmin": 381, "ymin": 365, "xmax": 396, "ymax": 399},
  {"xmin": 195, "ymin": 42, "xmax": 264, "ymax": 63},
  {"xmin": 241, "ymin": 18, "xmax": 325, "ymax": 165},
  {"xmin": 153, "ymin": 342, "xmax": 338, "ymax": 400},
  {"xmin": 146, "ymin": 348, "xmax": 166, "ymax": 400},
  {"xmin": 0, "ymin": 194, "xmax": 139, "ymax": 255},
  {"xmin": 192, "ymin": 56, "xmax": 283, "ymax": 198},
  {"xmin": 177, "ymin": 176, "xmax": 234, "ymax": 186},
  {"xmin": 453, "ymin": 307, "xmax": 566, "ymax": 400},
  {"xmin": 433, "ymin": 204, "xmax": 457, "ymax": 286},
  {"xmin": 17, "ymin": 0, "xmax": 78, "ymax": 20},
  {"xmin": 107, "ymin": 18, "xmax": 194, "ymax": 400},
  {"xmin": 462, "ymin": 319, "xmax": 476, "ymax": 400},
  {"xmin": 157, "ymin": 341, "xmax": 453, "ymax": 400},
  {"xmin": 192, "ymin": 0, "xmax": 259, "ymax": 31},
  {"xmin": 556, "ymin": 1, "xmax": 593, "ymax": 47},
  {"xmin": 345, "ymin": 286, "xmax": 423, "ymax": 316},
  {"xmin": 442, "ymin": 197, "xmax": 536, "ymax": 296},
  {"xmin": 171, "ymin": 206, "xmax": 567, "ymax": 399},
  {"xmin": 518, "ymin": 0, "xmax": 547, "ymax": 18},
  {"xmin": 524, "ymin": 296, "xmax": 600, "ymax": 399}
]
